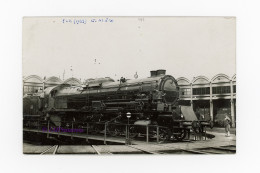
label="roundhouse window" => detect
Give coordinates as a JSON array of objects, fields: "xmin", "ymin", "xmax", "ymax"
[
  {"xmin": 192, "ymin": 87, "xmax": 210, "ymax": 95},
  {"xmin": 212, "ymin": 86, "xmax": 231, "ymax": 94}
]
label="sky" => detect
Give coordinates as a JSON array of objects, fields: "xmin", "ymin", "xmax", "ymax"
[{"xmin": 23, "ymin": 17, "xmax": 236, "ymax": 81}]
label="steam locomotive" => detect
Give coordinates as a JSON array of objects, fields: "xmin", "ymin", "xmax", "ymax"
[{"xmin": 23, "ymin": 70, "xmax": 213, "ymax": 141}]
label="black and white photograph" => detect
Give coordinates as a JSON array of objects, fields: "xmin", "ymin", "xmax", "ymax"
[
  {"xmin": 3, "ymin": 0, "xmax": 260, "ymax": 172},
  {"xmin": 22, "ymin": 16, "xmax": 236, "ymax": 154}
]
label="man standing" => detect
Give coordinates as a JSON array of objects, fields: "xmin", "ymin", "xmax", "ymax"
[{"xmin": 224, "ymin": 114, "xmax": 231, "ymax": 137}]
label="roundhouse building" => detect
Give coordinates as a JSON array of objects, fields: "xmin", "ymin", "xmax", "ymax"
[
  {"xmin": 177, "ymin": 74, "xmax": 236, "ymax": 127},
  {"xmin": 44, "ymin": 76, "xmax": 63, "ymax": 88},
  {"xmin": 23, "ymin": 75, "xmax": 44, "ymax": 95},
  {"xmin": 23, "ymin": 75, "xmax": 82, "ymax": 95},
  {"xmin": 63, "ymin": 77, "xmax": 82, "ymax": 86}
]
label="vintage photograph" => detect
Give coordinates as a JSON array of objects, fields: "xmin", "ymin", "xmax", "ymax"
[{"xmin": 23, "ymin": 16, "xmax": 236, "ymax": 154}]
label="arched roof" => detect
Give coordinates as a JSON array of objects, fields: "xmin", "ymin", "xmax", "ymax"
[
  {"xmin": 23, "ymin": 75, "xmax": 43, "ymax": 83},
  {"xmin": 177, "ymin": 77, "xmax": 190, "ymax": 85},
  {"xmin": 45, "ymin": 76, "xmax": 62, "ymax": 84},
  {"xmin": 211, "ymin": 74, "xmax": 230, "ymax": 83},
  {"xmin": 63, "ymin": 77, "xmax": 82, "ymax": 86},
  {"xmin": 232, "ymin": 74, "xmax": 236, "ymax": 81},
  {"xmin": 192, "ymin": 76, "xmax": 210, "ymax": 85}
]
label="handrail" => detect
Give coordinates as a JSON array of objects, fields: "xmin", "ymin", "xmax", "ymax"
[
  {"xmin": 23, "ymin": 119, "xmax": 168, "ymax": 129},
  {"xmin": 23, "ymin": 118, "xmax": 211, "ymax": 129}
]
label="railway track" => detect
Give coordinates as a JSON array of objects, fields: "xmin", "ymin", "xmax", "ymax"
[
  {"xmin": 32, "ymin": 144, "xmax": 235, "ymax": 155},
  {"xmin": 40, "ymin": 145, "xmax": 59, "ymax": 155},
  {"xmin": 157, "ymin": 144, "xmax": 235, "ymax": 154},
  {"xmin": 91, "ymin": 145, "xmax": 113, "ymax": 155},
  {"xmin": 37, "ymin": 145, "xmax": 235, "ymax": 155},
  {"xmin": 127, "ymin": 145, "xmax": 164, "ymax": 154},
  {"xmin": 122, "ymin": 144, "xmax": 236, "ymax": 155},
  {"xmin": 90, "ymin": 144, "xmax": 235, "ymax": 155},
  {"xmin": 195, "ymin": 146, "xmax": 236, "ymax": 154}
]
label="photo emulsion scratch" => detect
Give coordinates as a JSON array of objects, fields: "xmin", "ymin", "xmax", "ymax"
[{"xmin": 22, "ymin": 17, "xmax": 236, "ymax": 155}]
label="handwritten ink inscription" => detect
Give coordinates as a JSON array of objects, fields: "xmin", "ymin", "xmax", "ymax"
[{"xmin": 62, "ymin": 18, "xmax": 114, "ymax": 24}]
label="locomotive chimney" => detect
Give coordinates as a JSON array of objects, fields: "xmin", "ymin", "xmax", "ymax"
[
  {"xmin": 150, "ymin": 70, "xmax": 157, "ymax": 77},
  {"xmin": 156, "ymin": 69, "xmax": 166, "ymax": 76}
]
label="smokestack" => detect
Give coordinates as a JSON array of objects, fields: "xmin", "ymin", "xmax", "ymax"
[
  {"xmin": 156, "ymin": 69, "xmax": 166, "ymax": 75},
  {"xmin": 150, "ymin": 69, "xmax": 166, "ymax": 77},
  {"xmin": 150, "ymin": 70, "xmax": 157, "ymax": 77}
]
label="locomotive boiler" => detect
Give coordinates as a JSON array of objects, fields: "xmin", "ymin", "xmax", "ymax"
[{"xmin": 23, "ymin": 70, "xmax": 213, "ymax": 141}]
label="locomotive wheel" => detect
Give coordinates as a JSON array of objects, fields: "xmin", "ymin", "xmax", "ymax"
[
  {"xmin": 107, "ymin": 126, "xmax": 120, "ymax": 137},
  {"xmin": 173, "ymin": 129, "xmax": 187, "ymax": 141},
  {"xmin": 109, "ymin": 129, "xmax": 120, "ymax": 137},
  {"xmin": 129, "ymin": 126, "xmax": 138, "ymax": 138},
  {"xmin": 91, "ymin": 124, "xmax": 102, "ymax": 134},
  {"xmin": 129, "ymin": 132, "xmax": 138, "ymax": 138},
  {"xmin": 159, "ymin": 129, "xmax": 170, "ymax": 142},
  {"xmin": 48, "ymin": 121, "xmax": 58, "ymax": 132}
]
